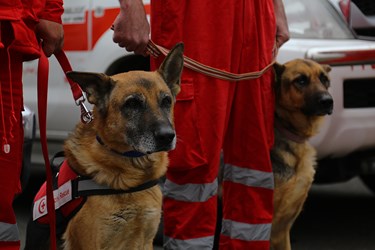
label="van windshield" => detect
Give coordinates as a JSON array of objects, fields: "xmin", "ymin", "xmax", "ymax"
[{"xmin": 284, "ymin": 0, "xmax": 354, "ymax": 39}]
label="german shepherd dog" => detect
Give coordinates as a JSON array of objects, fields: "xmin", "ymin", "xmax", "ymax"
[
  {"xmin": 271, "ymin": 59, "xmax": 333, "ymax": 250},
  {"xmin": 25, "ymin": 43, "xmax": 184, "ymax": 250}
]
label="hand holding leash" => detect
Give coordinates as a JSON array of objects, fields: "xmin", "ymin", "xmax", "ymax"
[{"xmin": 111, "ymin": 24, "xmax": 276, "ymax": 81}]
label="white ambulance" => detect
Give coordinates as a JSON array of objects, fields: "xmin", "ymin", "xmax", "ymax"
[{"xmin": 23, "ymin": 0, "xmax": 375, "ymax": 192}]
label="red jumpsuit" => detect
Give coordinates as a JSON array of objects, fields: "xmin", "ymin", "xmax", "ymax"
[
  {"xmin": 0, "ymin": 1, "xmax": 62, "ymax": 249},
  {"xmin": 151, "ymin": 0, "xmax": 276, "ymax": 249}
]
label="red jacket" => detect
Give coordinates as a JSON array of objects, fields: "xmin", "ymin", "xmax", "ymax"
[{"xmin": 0, "ymin": 0, "xmax": 63, "ymax": 60}]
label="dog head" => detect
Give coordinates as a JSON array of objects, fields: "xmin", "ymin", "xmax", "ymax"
[
  {"xmin": 66, "ymin": 43, "xmax": 184, "ymax": 155},
  {"xmin": 274, "ymin": 59, "xmax": 333, "ymax": 116}
]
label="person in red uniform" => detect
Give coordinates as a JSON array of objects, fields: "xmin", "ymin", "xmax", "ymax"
[
  {"xmin": 0, "ymin": 1, "xmax": 64, "ymax": 249},
  {"xmin": 113, "ymin": 0, "xmax": 289, "ymax": 249}
]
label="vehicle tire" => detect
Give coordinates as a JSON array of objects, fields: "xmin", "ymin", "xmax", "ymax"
[
  {"xmin": 360, "ymin": 174, "xmax": 375, "ymax": 194},
  {"xmin": 106, "ymin": 55, "xmax": 150, "ymax": 75}
]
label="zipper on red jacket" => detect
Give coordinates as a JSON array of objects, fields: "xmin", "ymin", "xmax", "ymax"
[{"xmin": 0, "ymin": 22, "xmax": 15, "ymax": 154}]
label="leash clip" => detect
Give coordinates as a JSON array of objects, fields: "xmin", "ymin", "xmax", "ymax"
[{"xmin": 76, "ymin": 96, "xmax": 93, "ymax": 124}]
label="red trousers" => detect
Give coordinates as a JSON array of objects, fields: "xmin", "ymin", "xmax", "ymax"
[
  {"xmin": 0, "ymin": 22, "xmax": 24, "ymax": 250},
  {"xmin": 151, "ymin": 0, "xmax": 276, "ymax": 249}
]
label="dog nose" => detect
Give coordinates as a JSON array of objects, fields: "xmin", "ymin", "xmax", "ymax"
[
  {"xmin": 154, "ymin": 126, "xmax": 175, "ymax": 146},
  {"xmin": 319, "ymin": 94, "xmax": 333, "ymax": 109},
  {"xmin": 318, "ymin": 94, "xmax": 334, "ymax": 114}
]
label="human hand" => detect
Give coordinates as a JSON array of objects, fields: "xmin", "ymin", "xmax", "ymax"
[
  {"xmin": 35, "ymin": 19, "xmax": 64, "ymax": 57},
  {"xmin": 112, "ymin": 0, "xmax": 150, "ymax": 56},
  {"xmin": 274, "ymin": 0, "xmax": 290, "ymax": 49}
]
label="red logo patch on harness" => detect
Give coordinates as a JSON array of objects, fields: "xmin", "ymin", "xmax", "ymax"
[
  {"xmin": 33, "ymin": 181, "xmax": 73, "ymax": 221},
  {"xmin": 38, "ymin": 197, "xmax": 46, "ymax": 214},
  {"xmin": 32, "ymin": 159, "xmax": 85, "ymax": 226}
]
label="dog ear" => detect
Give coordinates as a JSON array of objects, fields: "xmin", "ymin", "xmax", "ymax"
[
  {"xmin": 273, "ymin": 62, "xmax": 285, "ymax": 78},
  {"xmin": 322, "ymin": 64, "xmax": 331, "ymax": 73},
  {"xmin": 273, "ymin": 62, "xmax": 285, "ymax": 89},
  {"xmin": 66, "ymin": 71, "xmax": 114, "ymax": 106},
  {"xmin": 158, "ymin": 43, "xmax": 184, "ymax": 97}
]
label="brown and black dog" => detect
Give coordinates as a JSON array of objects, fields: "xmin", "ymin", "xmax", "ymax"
[
  {"xmin": 271, "ymin": 59, "xmax": 333, "ymax": 250},
  {"xmin": 25, "ymin": 43, "xmax": 184, "ymax": 250}
]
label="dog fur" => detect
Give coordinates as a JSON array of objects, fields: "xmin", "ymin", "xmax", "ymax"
[
  {"xmin": 270, "ymin": 59, "xmax": 333, "ymax": 250},
  {"xmin": 26, "ymin": 43, "xmax": 184, "ymax": 250}
]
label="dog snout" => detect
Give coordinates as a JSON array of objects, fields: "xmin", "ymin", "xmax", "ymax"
[
  {"xmin": 303, "ymin": 92, "xmax": 334, "ymax": 116},
  {"xmin": 154, "ymin": 125, "xmax": 176, "ymax": 149},
  {"xmin": 318, "ymin": 93, "xmax": 334, "ymax": 115}
]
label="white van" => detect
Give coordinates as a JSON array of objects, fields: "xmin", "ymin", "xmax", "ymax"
[
  {"xmin": 23, "ymin": 0, "xmax": 375, "ymax": 192},
  {"xmin": 23, "ymin": 0, "xmax": 151, "ymax": 165}
]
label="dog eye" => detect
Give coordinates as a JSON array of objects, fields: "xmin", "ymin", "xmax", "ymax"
[
  {"xmin": 161, "ymin": 96, "xmax": 172, "ymax": 109},
  {"xmin": 319, "ymin": 73, "xmax": 330, "ymax": 87},
  {"xmin": 294, "ymin": 75, "xmax": 309, "ymax": 87},
  {"xmin": 124, "ymin": 97, "xmax": 144, "ymax": 110}
]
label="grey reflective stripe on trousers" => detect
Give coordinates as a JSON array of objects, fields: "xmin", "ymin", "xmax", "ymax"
[
  {"xmin": 164, "ymin": 235, "xmax": 214, "ymax": 250},
  {"xmin": 164, "ymin": 178, "xmax": 218, "ymax": 202},
  {"xmin": 223, "ymin": 163, "xmax": 274, "ymax": 190},
  {"xmin": 0, "ymin": 222, "xmax": 20, "ymax": 242},
  {"xmin": 221, "ymin": 219, "xmax": 272, "ymax": 241}
]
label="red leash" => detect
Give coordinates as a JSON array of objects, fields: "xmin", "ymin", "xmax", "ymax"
[
  {"xmin": 54, "ymin": 51, "xmax": 93, "ymax": 123},
  {"xmin": 37, "ymin": 51, "xmax": 57, "ymax": 250},
  {"xmin": 37, "ymin": 50, "xmax": 92, "ymax": 250}
]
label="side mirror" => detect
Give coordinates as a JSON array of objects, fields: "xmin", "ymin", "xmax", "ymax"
[
  {"xmin": 338, "ymin": 0, "xmax": 375, "ymax": 41},
  {"xmin": 339, "ymin": 0, "xmax": 351, "ymax": 25}
]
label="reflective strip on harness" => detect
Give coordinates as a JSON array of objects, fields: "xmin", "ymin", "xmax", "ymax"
[
  {"xmin": 33, "ymin": 181, "xmax": 73, "ymax": 221},
  {"xmin": 78, "ymin": 179, "xmax": 119, "ymax": 193}
]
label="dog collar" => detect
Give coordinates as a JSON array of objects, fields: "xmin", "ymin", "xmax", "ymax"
[
  {"xmin": 96, "ymin": 136, "xmax": 146, "ymax": 158},
  {"xmin": 274, "ymin": 120, "xmax": 308, "ymax": 144}
]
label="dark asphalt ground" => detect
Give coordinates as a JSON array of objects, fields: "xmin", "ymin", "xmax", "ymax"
[{"xmin": 14, "ymin": 169, "xmax": 375, "ymax": 250}]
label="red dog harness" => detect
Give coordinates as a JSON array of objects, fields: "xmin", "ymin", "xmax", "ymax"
[
  {"xmin": 32, "ymin": 152, "xmax": 159, "ymax": 232},
  {"xmin": 33, "ymin": 157, "xmax": 85, "ymax": 225}
]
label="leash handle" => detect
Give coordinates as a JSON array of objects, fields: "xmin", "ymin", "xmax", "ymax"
[
  {"xmin": 37, "ymin": 51, "xmax": 57, "ymax": 250},
  {"xmin": 147, "ymin": 40, "xmax": 277, "ymax": 81},
  {"xmin": 110, "ymin": 24, "xmax": 276, "ymax": 81},
  {"xmin": 54, "ymin": 50, "xmax": 93, "ymax": 124}
]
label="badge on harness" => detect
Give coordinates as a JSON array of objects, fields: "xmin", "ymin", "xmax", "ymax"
[{"xmin": 33, "ymin": 181, "xmax": 73, "ymax": 221}]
